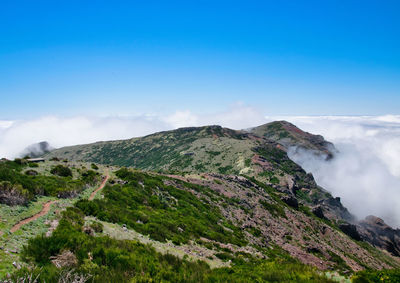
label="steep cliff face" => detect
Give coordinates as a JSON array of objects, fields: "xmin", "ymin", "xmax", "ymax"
[{"xmin": 358, "ymin": 216, "xmax": 400, "ymax": 257}]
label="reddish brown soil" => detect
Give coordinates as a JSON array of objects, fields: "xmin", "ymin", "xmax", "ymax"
[
  {"xmin": 89, "ymin": 172, "xmax": 109, "ymax": 201},
  {"xmin": 10, "ymin": 200, "xmax": 57, "ymax": 233}
]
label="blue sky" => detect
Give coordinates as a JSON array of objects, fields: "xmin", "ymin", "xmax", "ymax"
[{"xmin": 1, "ymin": 0, "xmax": 399, "ymax": 119}]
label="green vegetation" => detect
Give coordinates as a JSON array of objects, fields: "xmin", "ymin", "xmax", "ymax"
[
  {"xmin": 90, "ymin": 221, "xmax": 103, "ymax": 233},
  {"xmin": 352, "ymin": 268, "xmax": 400, "ymax": 282},
  {"xmin": 76, "ymin": 168, "xmax": 246, "ymax": 246},
  {"xmin": 254, "ymin": 145, "xmax": 299, "ymax": 175},
  {"xmin": 0, "ymin": 160, "xmax": 98, "ymax": 202},
  {"xmin": 259, "ymin": 199, "xmax": 286, "ymax": 218},
  {"xmin": 15, "ymin": 204, "xmax": 335, "ymax": 282},
  {"xmin": 50, "ymin": 164, "xmax": 72, "ymax": 177},
  {"xmin": 218, "ymin": 165, "xmax": 233, "ymax": 174}
]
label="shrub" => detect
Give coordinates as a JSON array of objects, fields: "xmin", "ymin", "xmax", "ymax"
[
  {"xmin": 90, "ymin": 221, "xmax": 104, "ymax": 233},
  {"xmin": 78, "ymin": 169, "xmax": 247, "ymax": 246},
  {"xmin": 0, "ymin": 181, "xmax": 32, "ymax": 205},
  {"xmin": 51, "ymin": 165, "xmax": 72, "ymax": 177}
]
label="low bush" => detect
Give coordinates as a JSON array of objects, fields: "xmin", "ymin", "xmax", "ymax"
[
  {"xmin": 76, "ymin": 168, "xmax": 246, "ymax": 246},
  {"xmin": 17, "ymin": 206, "xmax": 335, "ymax": 282},
  {"xmin": 50, "ymin": 165, "xmax": 72, "ymax": 177}
]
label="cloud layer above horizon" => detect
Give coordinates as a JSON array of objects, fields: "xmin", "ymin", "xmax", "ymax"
[{"xmin": 1, "ymin": 107, "xmax": 400, "ymax": 227}]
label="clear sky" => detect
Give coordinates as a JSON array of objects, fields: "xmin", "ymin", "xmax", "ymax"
[{"xmin": 1, "ymin": 0, "xmax": 399, "ymax": 119}]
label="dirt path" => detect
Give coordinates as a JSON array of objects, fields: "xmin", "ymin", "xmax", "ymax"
[
  {"xmin": 89, "ymin": 171, "xmax": 109, "ymax": 201},
  {"xmin": 10, "ymin": 200, "xmax": 57, "ymax": 233},
  {"xmin": 9, "ymin": 172, "xmax": 109, "ymax": 233}
]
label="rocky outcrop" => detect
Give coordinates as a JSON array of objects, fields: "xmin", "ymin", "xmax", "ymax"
[
  {"xmin": 321, "ymin": 197, "xmax": 354, "ymax": 222},
  {"xmin": 358, "ymin": 216, "xmax": 400, "ymax": 257},
  {"xmin": 281, "ymin": 195, "xmax": 299, "ymax": 209},
  {"xmin": 312, "ymin": 206, "xmax": 326, "ymax": 219},
  {"xmin": 339, "ymin": 223, "xmax": 362, "ymax": 241}
]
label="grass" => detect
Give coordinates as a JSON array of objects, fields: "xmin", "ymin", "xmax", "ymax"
[
  {"xmin": 76, "ymin": 168, "xmax": 247, "ymax": 246},
  {"xmin": 0, "ymin": 196, "xmax": 58, "ymax": 278},
  {"xmin": 0, "ymin": 162, "xmax": 110, "ymax": 278},
  {"xmin": 15, "ymin": 206, "xmax": 336, "ymax": 282},
  {"xmin": 85, "ymin": 216, "xmax": 229, "ymax": 269}
]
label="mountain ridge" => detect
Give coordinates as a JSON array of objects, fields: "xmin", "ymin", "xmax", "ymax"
[{"xmin": 41, "ymin": 121, "xmax": 400, "ymax": 259}]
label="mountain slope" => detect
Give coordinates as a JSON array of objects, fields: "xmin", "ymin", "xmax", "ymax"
[
  {"xmin": 42, "ymin": 122, "xmax": 400, "ymax": 261},
  {"xmin": 9, "ymin": 166, "xmax": 400, "ymax": 282},
  {"xmin": 2, "ymin": 121, "xmax": 400, "ymax": 281},
  {"xmin": 250, "ymin": 121, "xmax": 336, "ymax": 159},
  {"xmin": 43, "ymin": 124, "xmax": 349, "ymax": 222},
  {"xmin": 45, "ymin": 125, "xmax": 259, "ymax": 174}
]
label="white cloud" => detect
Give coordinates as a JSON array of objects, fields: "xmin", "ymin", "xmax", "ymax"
[
  {"xmin": 163, "ymin": 103, "xmax": 266, "ymax": 130},
  {"xmin": 275, "ymin": 115, "xmax": 400, "ymax": 227},
  {"xmin": 0, "ymin": 104, "xmax": 266, "ymax": 159},
  {"xmin": 0, "ymin": 116, "xmax": 169, "ymax": 159},
  {"xmin": 163, "ymin": 110, "xmax": 199, "ymax": 128}
]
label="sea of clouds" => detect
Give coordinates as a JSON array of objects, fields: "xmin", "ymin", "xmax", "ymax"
[
  {"xmin": 266, "ymin": 115, "xmax": 400, "ymax": 227},
  {"xmin": 1, "ymin": 106, "xmax": 400, "ymax": 227}
]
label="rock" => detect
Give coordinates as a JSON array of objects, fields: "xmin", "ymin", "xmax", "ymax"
[
  {"xmin": 312, "ymin": 206, "xmax": 326, "ymax": 219},
  {"xmin": 50, "ymin": 250, "xmax": 78, "ymax": 268},
  {"xmin": 25, "ymin": 169, "xmax": 38, "ymax": 176},
  {"xmin": 280, "ymin": 195, "xmax": 298, "ymax": 209},
  {"xmin": 12, "ymin": 261, "xmax": 20, "ymax": 269},
  {"xmin": 83, "ymin": 226, "xmax": 94, "ymax": 236},
  {"xmin": 57, "ymin": 190, "xmax": 79, "ymax": 198},
  {"xmin": 306, "ymin": 246, "xmax": 321, "ymax": 254},
  {"xmin": 321, "ymin": 196, "xmax": 354, "ymax": 222},
  {"xmin": 339, "ymin": 223, "xmax": 361, "ymax": 241},
  {"xmin": 358, "ymin": 215, "xmax": 400, "ymax": 256}
]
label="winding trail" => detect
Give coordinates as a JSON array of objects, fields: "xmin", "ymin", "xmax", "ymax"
[
  {"xmin": 10, "ymin": 172, "xmax": 109, "ymax": 233},
  {"xmin": 10, "ymin": 200, "xmax": 57, "ymax": 233},
  {"xmin": 89, "ymin": 171, "xmax": 109, "ymax": 201}
]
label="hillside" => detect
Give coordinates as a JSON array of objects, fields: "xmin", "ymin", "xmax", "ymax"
[
  {"xmin": 44, "ymin": 121, "xmax": 336, "ymax": 172},
  {"xmin": 43, "ymin": 124, "xmax": 353, "ymax": 222},
  {"xmin": 43, "ymin": 122, "xmax": 400, "ymax": 257},
  {"xmin": 2, "ymin": 161, "xmax": 399, "ymax": 282},
  {"xmin": 1, "ymin": 121, "xmax": 400, "ymax": 281}
]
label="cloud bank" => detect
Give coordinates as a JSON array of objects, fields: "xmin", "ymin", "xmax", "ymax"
[
  {"xmin": 1, "ymin": 109, "xmax": 400, "ymax": 227},
  {"xmin": 273, "ymin": 115, "xmax": 400, "ymax": 227},
  {"xmin": 0, "ymin": 104, "xmax": 265, "ymax": 159}
]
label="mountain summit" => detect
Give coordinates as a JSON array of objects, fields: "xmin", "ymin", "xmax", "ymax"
[{"xmin": 249, "ymin": 121, "xmax": 336, "ymax": 159}]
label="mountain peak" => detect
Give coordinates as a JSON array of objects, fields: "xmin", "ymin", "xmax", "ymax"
[{"xmin": 249, "ymin": 120, "xmax": 336, "ymax": 159}]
